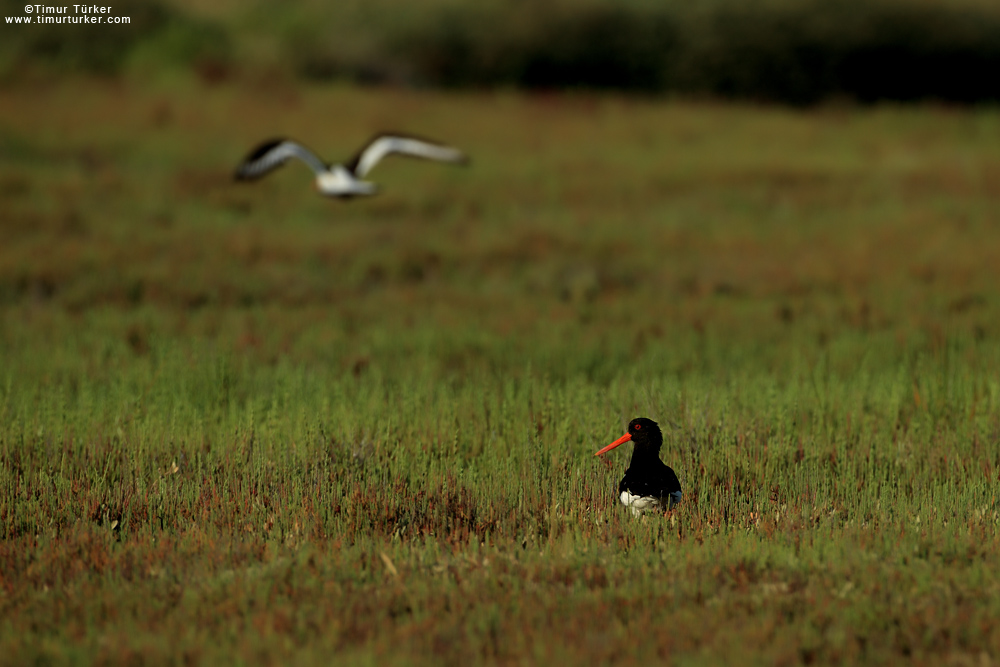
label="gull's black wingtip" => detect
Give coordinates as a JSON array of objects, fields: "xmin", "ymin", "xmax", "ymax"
[
  {"xmin": 234, "ymin": 164, "xmax": 262, "ymax": 182},
  {"xmin": 233, "ymin": 138, "xmax": 287, "ymax": 181}
]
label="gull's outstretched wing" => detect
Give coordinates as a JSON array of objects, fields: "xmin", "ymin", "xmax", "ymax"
[
  {"xmin": 346, "ymin": 134, "xmax": 468, "ymax": 178},
  {"xmin": 234, "ymin": 139, "xmax": 328, "ymax": 180}
]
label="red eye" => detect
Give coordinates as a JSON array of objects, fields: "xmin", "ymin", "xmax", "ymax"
[{"xmin": 634, "ymin": 424, "xmax": 641, "ymax": 430}]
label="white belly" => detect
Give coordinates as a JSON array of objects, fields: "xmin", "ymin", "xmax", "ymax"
[
  {"xmin": 620, "ymin": 490, "xmax": 682, "ymax": 516},
  {"xmin": 316, "ymin": 167, "xmax": 376, "ymax": 196}
]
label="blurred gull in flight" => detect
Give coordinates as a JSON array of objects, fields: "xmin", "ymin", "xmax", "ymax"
[{"xmin": 234, "ymin": 133, "xmax": 468, "ymax": 199}]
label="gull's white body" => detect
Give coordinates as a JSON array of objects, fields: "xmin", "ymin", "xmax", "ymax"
[
  {"xmin": 234, "ymin": 134, "xmax": 467, "ymax": 198},
  {"xmin": 315, "ymin": 165, "xmax": 376, "ymax": 197}
]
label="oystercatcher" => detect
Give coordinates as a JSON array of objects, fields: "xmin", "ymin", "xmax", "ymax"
[
  {"xmin": 234, "ymin": 133, "xmax": 468, "ymax": 198},
  {"xmin": 595, "ymin": 417, "xmax": 682, "ymax": 516}
]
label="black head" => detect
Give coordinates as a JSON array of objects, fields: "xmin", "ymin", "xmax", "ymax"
[
  {"xmin": 594, "ymin": 416, "xmax": 663, "ymax": 458},
  {"xmin": 626, "ymin": 417, "xmax": 663, "ymax": 453}
]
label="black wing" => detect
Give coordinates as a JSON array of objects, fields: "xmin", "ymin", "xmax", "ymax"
[
  {"xmin": 234, "ymin": 139, "xmax": 328, "ymax": 180},
  {"xmin": 619, "ymin": 462, "xmax": 681, "ymax": 499}
]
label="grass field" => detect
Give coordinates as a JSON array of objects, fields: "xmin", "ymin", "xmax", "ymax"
[{"xmin": 1, "ymin": 78, "xmax": 1000, "ymax": 664}]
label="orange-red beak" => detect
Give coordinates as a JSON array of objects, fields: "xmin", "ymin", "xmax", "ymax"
[{"xmin": 594, "ymin": 432, "xmax": 631, "ymax": 457}]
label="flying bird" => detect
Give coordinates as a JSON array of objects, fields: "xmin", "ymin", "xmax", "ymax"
[
  {"xmin": 595, "ymin": 417, "xmax": 682, "ymax": 516},
  {"xmin": 234, "ymin": 134, "xmax": 468, "ymax": 198}
]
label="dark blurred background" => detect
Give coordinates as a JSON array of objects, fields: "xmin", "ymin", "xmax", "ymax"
[{"xmin": 2, "ymin": 0, "xmax": 999, "ymax": 105}]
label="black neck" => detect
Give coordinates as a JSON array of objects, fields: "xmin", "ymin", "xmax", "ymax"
[{"xmin": 629, "ymin": 443, "xmax": 661, "ymax": 466}]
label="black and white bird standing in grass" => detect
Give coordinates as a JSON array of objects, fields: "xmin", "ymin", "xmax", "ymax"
[
  {"xmin": 233, "ymin": 134, "xmax": 468, "ymax": 198},
  {"xmin": 595, "ymin": 417, "xmax": 682, "ymax": 516}
]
